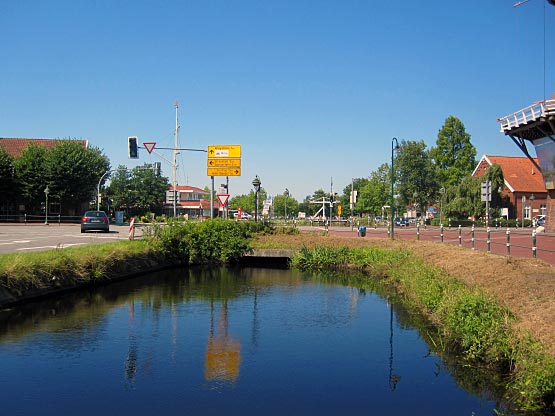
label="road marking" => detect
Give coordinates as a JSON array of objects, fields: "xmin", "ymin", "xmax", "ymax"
[
  {"xmin": 16, "ymin": 243, "xmax": 87, "ymax": 251},
  {"xmin": 0, "ymin": 240, "xmax": 32, "ymax": 245}
]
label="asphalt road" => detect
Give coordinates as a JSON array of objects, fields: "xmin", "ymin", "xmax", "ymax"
[{"xmin": 0, "ymin": 223, "xmax": 143, "ymax": 254}]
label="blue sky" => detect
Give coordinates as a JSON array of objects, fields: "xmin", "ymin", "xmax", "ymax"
[{"xmin": 1, "ymin": 0, "xmax": 554, "ymax": 200}]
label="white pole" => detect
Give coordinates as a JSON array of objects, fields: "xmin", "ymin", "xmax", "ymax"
[{"xmin": 173, "ymin": 101, "xmax": 179, "ymax": 218}]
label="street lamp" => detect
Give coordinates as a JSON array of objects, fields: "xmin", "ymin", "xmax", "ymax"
[
  {"xmin": 44, "ymin": 185, "xmax": 50, "ymax": 225},
  {"xmin": 529, "ymin": 193, "xmax": 535, "ymax": 226},
  {"xmin": 391, "ymin": 137, "xmax": 399, "ymax": 239},
  {"xmin": 252, "ymin": 175, "xmax": 261, "ymax": 222},
  {"xmin": 439, "ymin": 187, "xmax": 445, "ymax": 226},
  {"xmin": 284, "ymin": 188, "xmax": 290, "ymax": 222}
]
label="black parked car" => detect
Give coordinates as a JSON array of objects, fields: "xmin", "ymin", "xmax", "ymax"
[{"xmin": 81, "ymin": 210, "xmax": 110, "ymax": 233}]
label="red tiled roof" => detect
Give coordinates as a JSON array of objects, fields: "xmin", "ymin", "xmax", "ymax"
[
  {"xmin": 0, "ymin": 138, "xmax": 88, "ymax": 158},
  {"xmin": 474, "ymin": 155, "xmax": 546, "ymax": 193},
  {"xmin": 169, "ymin": 185, "xmax": 208, "ymax": 194}
]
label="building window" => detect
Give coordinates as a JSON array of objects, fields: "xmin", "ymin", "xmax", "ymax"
[
  {"xmin": 524, "ymin": 204, "xmax": 531, "ymax": 220},
  {"xmin": 540, "ymin": 204, "xmax": 547, "ymax": 216}
]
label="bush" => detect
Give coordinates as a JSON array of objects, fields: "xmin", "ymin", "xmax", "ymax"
[{"xmin": 148, "ymin": 219, "xmax": 262, "ymax": 264}]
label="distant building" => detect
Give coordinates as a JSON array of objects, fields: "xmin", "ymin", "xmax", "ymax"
[
  {"xmin": 165, "ymin": 185, "xmax": 222, "ymax": 218},
  {"xmin": 0, "ymin": 137, "xmax": 88, "ymax": 157},
  {"xmin": 498, "ymin": 95, "xmax": 555, "ymax": 231},
  {"xmin": 472, "ymin": 155, "xmax": 547, "ymax": 222}
]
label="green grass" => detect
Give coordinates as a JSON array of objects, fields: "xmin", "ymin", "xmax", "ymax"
[{"xmin": 0, "ymin": 240, "xmax": 154, "ymax": 294}]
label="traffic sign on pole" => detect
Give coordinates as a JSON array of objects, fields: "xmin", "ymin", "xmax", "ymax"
[
  {"xmin": 217, "ymin": 194, "xmax": 230, "ymax": 206},
  {"xmin": 208, "ymin": 145, "xmax": 241, "ymax": 158},
  {"xmin": 143, "ymin": 142, "xmax": 156, "ymax": 154},
  {"xmin": 207, "ymin": 158, "xmax": 241, "ymax": 167},
  {"xmin": 207, "ymin": 167, "xmax": 241, "ymax": 176},
  {"xmin": 207, "ymin": 144, "xmax": 242, "ymax": 176}
]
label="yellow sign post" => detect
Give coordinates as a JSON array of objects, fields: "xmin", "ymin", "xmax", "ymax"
[
  {"xmin": 207, "ymin": 167, "xmax": 241, "ymax": 177},
  {"xmin": 207, "ymin": 145, "xmax": 242, "ymax": 176},
  {"xmin": 207, "ymin": 145, "xmax": 241, "ymax": 159}
]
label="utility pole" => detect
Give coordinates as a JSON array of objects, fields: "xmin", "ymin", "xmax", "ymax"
[{"xmin": 173, "ymin": 100, "xmax": 179, "ymax": 218}]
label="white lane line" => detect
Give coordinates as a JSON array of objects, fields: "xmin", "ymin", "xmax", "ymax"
[
  {"xmin": 0, "ymin": 240, "xmax": 32, "ymax": 245},
  {"xmin": 16, "ymin": 243, "xmax": 88, "ymax": 251}
]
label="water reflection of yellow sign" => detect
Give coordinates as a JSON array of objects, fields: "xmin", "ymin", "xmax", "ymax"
[
  {"xmin": 205, "ymin": 336, "xmax": 241, "ymax": 382},
  {"xmin": 204, "ymin": 302, "xmax": 241, "ymax": 383}
]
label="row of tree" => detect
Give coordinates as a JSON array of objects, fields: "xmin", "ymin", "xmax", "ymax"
[
  {"xmin": 1, "ymin": 115, "xmax": 503, "ymax": 221},
  {"xmin": 229, "ymin": 116, "xmax": 506, "ymax": 221},
  {"xmin": 0, "ymin": 141, "xmax": 109, "ymax": 214},
  {"xmin": 0, "ymin": 140, "xmax": 170, "ymax": 217}
]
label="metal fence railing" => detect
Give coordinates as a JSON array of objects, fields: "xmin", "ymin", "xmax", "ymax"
[
  {"xmin": 387, "ymin": 224, "xmax": 555, "ymax": 265},
  {"xmin": 306, "ymin": 222, "xmax": 555, "ymax": 265},
  {"xmin": 0, "ymin": 214, "xmax": 81, "ymax": 224}
]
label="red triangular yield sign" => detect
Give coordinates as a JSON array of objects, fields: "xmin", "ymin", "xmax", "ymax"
[
  {"xmin": 143, "ymin": 142, "xmax": 156, "ymax": 154},
  {"xmin": 217, "ymin": 194, "xmax": 230, "ymax": 206}
]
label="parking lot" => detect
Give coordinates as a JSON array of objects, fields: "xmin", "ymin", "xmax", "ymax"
[{"xmin": 0, "ymin": 223, "xmax": 144, "ymax": 254}]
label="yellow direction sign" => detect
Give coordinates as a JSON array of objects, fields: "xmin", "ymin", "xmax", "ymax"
[
  {"xmin": 207, "ymin": 145, "xmax": 241, "ymax": 158},
  {"xmin": 207, "ymin": 158, "xmax": 241, "ymax": 167},
  {"xmin": 207, "ymin": 167, "xmax": 241, "ymax": 177}
]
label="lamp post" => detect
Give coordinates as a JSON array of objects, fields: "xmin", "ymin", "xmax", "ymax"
[
  {"xmin": 284, "ymin": 188, "xmax": 289, "ymax": 222},
  {"xmin": 44, "ymin": 185, "xmax": 50, "ymax": 225},
  {"xmin": 439, "ymin": 187, "xmax": 445, "ymax": 226},
  {"xmin": 522, "ymin": 195, "xmax": 526, "ymax": 227},
  {"xmin": 529, "ymin": 193, "xmax": 535, "ymax": 226},
  {"xmin": 252, "ymin": 175, "xmax": 261, "ymax": 222},
  {"xmin": 391, "ymin": 137, "xmax": 399, "ymax": 239}
]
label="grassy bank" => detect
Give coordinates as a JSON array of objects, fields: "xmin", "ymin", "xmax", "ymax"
[
  {"xmin": 291, "ymin": 244, "xmax": 555, "ymax": 412},
  {"xmin": 0, "ymin": 219, "xmax": 264, "ymax": 304}
]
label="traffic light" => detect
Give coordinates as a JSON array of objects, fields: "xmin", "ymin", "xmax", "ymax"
[{"xmin": 128, "ymin": 136, "xmax": 139, "ymax": 159}]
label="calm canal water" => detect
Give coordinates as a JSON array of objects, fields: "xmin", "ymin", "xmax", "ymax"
[{"xmin": 0, "ymin": 267, "xmax": 508, "ymax": 415}]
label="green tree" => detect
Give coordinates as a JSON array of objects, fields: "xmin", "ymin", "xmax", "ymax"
[
  {"xmin": 341, "ymin": 178, "xmax": 369, "ymax": 216},
  {"xmin": 396, "ymin": 140, "xmax": 438, "ymax": 215},
  {"xmin": 443, "ymin": 176, "xmax": 483, "ymax": 219},
  {"xmin": 13, "ymin": 144, "xmax": 48, "ymax": 211},
  {"xmin": 430, "ymin": 116, "xmax": 477, "ymax": 188},
  {"xmin": 229, "ymin": 188, "xmax": 267, "ymax": 216},
  {"xmin": 485, "ymin": 164, "xmax": 505, "ymax": 212},
  {"xmin": 107, "ymin": 166, "xmax": 132, "ymax": 211},
  {"xmin": 0, "ymin": 148, "xmax": 15, "ymax": 206},
  {"xmin": 273, "ymin": 192, "xmax": 299, "ymax": 219},
  {"xmin": 44, "ymin": 141, "xmax": 110, "ymax": 211},
  {"xmin": 129, "ymin": 165, "xmax": 169, "ymax": 214},
  {"xmin": 356, "ymin": 165, "xmax": 391, "ymax": 216},
  {"xmin": 108, "ymin": 164, "xmax": 169, "ymax": 215}
]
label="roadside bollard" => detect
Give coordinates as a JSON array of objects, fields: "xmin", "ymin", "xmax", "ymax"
[
  {"xmin": 440, "ymin": 224, "xmax": 444, "ymax": 243},
  {"xmin": 129, "ymin": 217, "xmax": 135, "ymax": 240},
  {"xmin": 487, "ymin": 227, "xmax": 491, "ymax": 253},
  {"xmin": 506, "ymin": 228, "xmax": 511, "ymax": 256},
  {"xmin": 471, "ymin": 225, "xmax": 475, "ymax": 250},
  {"xmin": 417, "ymin": 223, "xmax": 420, "ymax": 240},
  {"xmin": 532, "ymin": 230, "xmax": 537, "ymax": 258},
  {"xmin": 458, "ymin": 225, "xmax": 462, "ymax": 247}
]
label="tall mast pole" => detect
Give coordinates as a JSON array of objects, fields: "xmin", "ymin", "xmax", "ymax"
[{"xmin": 173, "ymin": 100, "xmax": 179, "ymax": 217}]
